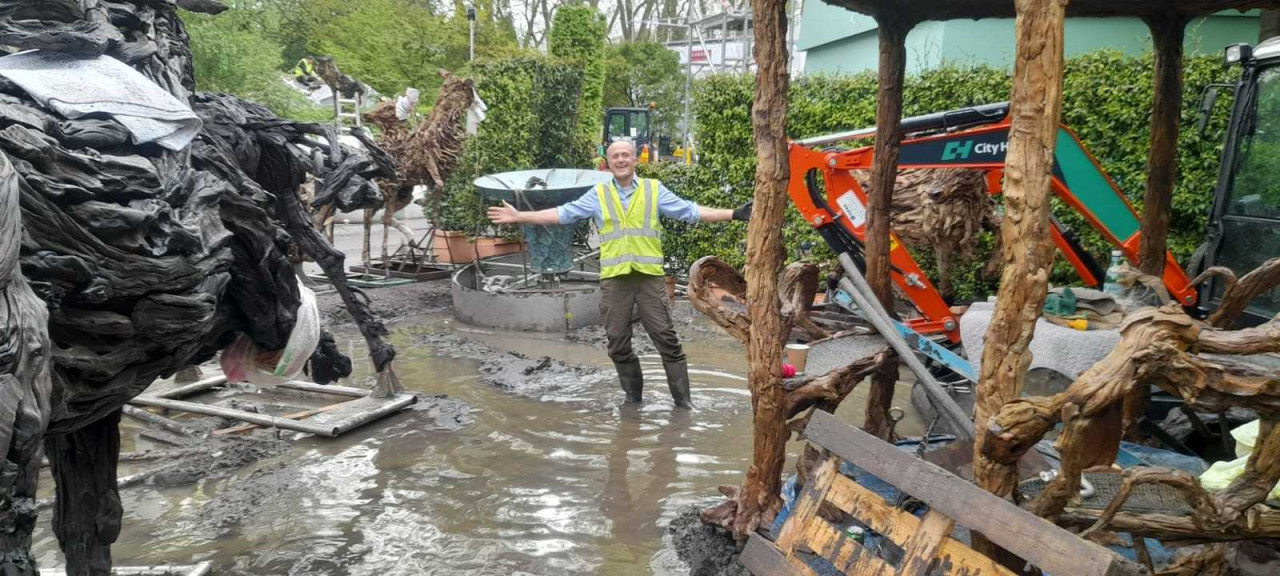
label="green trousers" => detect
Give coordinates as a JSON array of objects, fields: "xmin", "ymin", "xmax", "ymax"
[{"xmin": 599, "ymin": 272, "xmax": 684, "ymax": 364}]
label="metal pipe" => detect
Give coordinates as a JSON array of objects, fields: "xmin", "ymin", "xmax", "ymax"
[
  {"xmin": 38, "ymin": 564, "xmax": 213, "ymax": 576},
  {"xmin": 149, "ymin": 375, "xmax": 227, "ymax": 399},
  {"xmin": 139, "ymin": 430, "xmax": 190, "ymax": 447},
  {"xmin": 121, "ymin": 405, "xmax": 203, "ymax": 438},
  {"xmin": 328, "ymin": 395, "xmax": 417, "ymax": 435},
  {"xmin": 38, "ymin": 461, "xmax": 188, "ymax": 510},
  {"xmin": 129, "ymin": 396, "xmax": 344, "ymax": 437},
  {"xmin": 504, "ymin": 250, "xmax": 601, "ymax": 290},
  {"xmin": 277, "ymin": 380, "xmax": 370, "ymax": 398},
  {"xmin": 479, "ymin": 260, "xmax": 600, "ymax": 279},
  {"xmin": 40, "ymin": 448, "xmax": 201, "ymax": 468},
  {"xmin": 835, "ymin": 253, "xmax": 975, "ymax": 439},
  {"xmin": 796, "ymin": 125, "xmax": 878, "ymax": 147}
]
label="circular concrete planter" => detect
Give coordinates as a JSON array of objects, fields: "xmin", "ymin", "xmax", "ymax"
[{"xmin": 451, "ymin": 263, "xmax": 602, "ymax": 332}]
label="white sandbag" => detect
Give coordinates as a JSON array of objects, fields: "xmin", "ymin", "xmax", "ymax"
[{"xmin": 220, "ymin": 280, "xmax": 320, "ymax": 386}]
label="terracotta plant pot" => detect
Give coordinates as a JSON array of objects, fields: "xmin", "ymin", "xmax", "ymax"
[
  {"xmin": 432, "ymin": 230, "xmax": 475, "ymax": 264},
  {"xmin": 473, "ymin": 236, "xmax": 524, "ymax": 259},
  {"xmin": 432, "ymin": 231, "xmax": 525, "ymax": 263}
]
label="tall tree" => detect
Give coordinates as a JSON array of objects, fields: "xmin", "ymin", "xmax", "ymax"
[
  {"xmin": 298, "ymin": 0, "xmax": 515, "ymax": 99},
  {"xmin": 549, "ymin": 6, "xmax": 608, "ymax": 164},
  {"xmin": 603, "ymin": 42, "xmax": 684, "ymax": 136},
  {"xmin": 183, "ymin": 0, "xmax": 318, "ymax": 117}
]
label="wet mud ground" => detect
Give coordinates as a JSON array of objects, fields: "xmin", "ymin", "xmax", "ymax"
[{"xmin": 28, "ymin": 276, "xmax": 924, "ymax": 575}]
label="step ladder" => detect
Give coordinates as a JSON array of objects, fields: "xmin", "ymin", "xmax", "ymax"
[{"xmin": 333, "ymin": 93, "xmax": 364, "ymax": 133}]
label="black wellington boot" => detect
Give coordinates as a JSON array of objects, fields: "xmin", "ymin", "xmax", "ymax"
[
  {"xmin": 614, "ymin": 361, "xmax": 644, "ymax": 403},
  {"xmin": 663, "ymin": 359, "xmax": 693, "ymax": 409}
]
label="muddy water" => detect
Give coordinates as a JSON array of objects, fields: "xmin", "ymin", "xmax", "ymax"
[{"xmin": 30, "ymin": 308, "xmax": 922, "ymax": 575}]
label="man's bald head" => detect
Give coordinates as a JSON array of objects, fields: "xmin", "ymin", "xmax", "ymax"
[
  {"xmin": 605, "ymin": 139, "xmax": 638, "ymax": 183},
  {"xmin": 606, "ymin": 140, "xmax": 636, "ymax": 157}
]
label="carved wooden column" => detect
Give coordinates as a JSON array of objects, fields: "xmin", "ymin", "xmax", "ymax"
[
  {"xmin": 1138, "ymin": 12, "xmax": 1188, "ymax": 278},
  {"xmin": 862, "ymin": 13, "xmax": 914, "ymax": 440},
  {"xmin": 973, "ymin": 0, "xmax": 1070, "ymax": 500},
  {"xmin": 731, "ymin": 0, "xmax": 792, "ymax": 540}
]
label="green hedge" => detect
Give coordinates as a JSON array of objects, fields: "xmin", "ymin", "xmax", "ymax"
[
  {"xmin": 549, "ymin": 6, "xmax": 607, "ymax": 160},
  {"xmin": 435, "ymin": 56, "xmax": 585, "ymax": 233},
  {"xmin": 646, "ymin": 51, "xmax": 1236, "ymax": 300}
]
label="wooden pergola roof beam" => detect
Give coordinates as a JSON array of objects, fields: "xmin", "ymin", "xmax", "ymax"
[{"xmin": 824, "ymin": 0, "xmax": 1280, "ymax": 21}]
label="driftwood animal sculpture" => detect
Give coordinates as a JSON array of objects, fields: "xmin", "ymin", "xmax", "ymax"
[
  {"xmin": 0, "ymin": 1, "xmax": 399, "ymax": 573},
  {"xmin": 853, "ymin": 168, "xmax": 998, "ymax": 299},
  {"xmin": 0, "ymin": 152, "xmax": 51, "ymax": 572},
  {"xmin": 361, "ymin": 71, "xmax": 476, "ymax": 268},
  {"xmin": 976, "ymin": 260, "xmax": 1280, "ymax": 572},
  {"xmin": 686, "ymin": 256, "xmax": 888, "ymax": 532}
]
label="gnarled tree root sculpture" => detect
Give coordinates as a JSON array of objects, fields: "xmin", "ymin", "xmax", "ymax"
[
  {"xmin": 978, "ymin": 259, "xmax": 1280, "ymax": 569},
  {"xmin": 687, "ymin": 256, "xmax": 888, "ymax": 534}
]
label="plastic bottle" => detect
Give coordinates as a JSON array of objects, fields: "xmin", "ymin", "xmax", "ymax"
[{"xmin": 1102, "ymin": 250, "xmax": 1127, "ymax": 297}]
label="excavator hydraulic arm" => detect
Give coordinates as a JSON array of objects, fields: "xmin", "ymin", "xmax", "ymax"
[{"xmin": 789, "ymin": 102, "xmax": 1196, "ymax": 343}]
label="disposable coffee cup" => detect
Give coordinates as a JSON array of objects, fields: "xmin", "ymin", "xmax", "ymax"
[{"xmin": 785, "ymin": 343, "xmax": 810, "ymax": 375}]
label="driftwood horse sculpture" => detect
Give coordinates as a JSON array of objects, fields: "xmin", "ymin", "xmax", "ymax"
[{"xmin": 360, "ymin": 70, "xmax": 476, "ymax": 268}]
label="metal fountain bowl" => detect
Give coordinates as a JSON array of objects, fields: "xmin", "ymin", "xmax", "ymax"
[{"xmin": 473, "ymin": 169, "xmax": 613, "ymax": 209}]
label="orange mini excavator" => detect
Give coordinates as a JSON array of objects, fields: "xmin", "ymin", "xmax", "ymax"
[{"xmin": 788, "ymin": 102, "xmax": 1197, "ymax": 344}]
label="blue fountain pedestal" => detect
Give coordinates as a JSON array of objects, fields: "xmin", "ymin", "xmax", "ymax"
[{"xmin": 474, "ymin": 169, "xmax": 613, "ymax": 275}]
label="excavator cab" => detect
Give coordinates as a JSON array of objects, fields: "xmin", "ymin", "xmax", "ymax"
[
  {"xmin": 1195, "ymin": 39, "xmax": 1280, "ymax": 324},
  {"xmin": 602, "ymin": 107, "xmax": 655, "ymax": 164}
]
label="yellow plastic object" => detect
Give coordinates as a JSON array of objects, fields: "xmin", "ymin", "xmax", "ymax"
[
  {"xmin": 1066, "ymin": 318, "xmax": 1089, "ymax": 331},
  {"xmin": 1232, "ymin": 419, "xmax": 1259, "ymax": 458},
  {"xmin": 1199, "ymin": 419, "xmax": 1280, "ymax": 504}
]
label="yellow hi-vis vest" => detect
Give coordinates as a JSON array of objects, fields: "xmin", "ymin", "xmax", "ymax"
[{"xmin": 597, "ymin": 178, "xmax": 664, "ymax": 278}]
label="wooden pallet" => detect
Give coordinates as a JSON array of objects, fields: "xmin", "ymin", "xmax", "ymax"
[{"xmin": 742, "ymin": 411, "xmax": 1145, "ymax": 576}]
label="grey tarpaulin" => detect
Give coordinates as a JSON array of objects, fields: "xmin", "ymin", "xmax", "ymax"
[
  {"xmin": 0, "ymin": 50, "xmax": 201, "ymax": 150},
  {"xmin": 960, "ymin": 301, "xmax": 1121, "ymax": 379}
]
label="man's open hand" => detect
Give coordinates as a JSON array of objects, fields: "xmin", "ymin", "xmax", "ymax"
[{"xmin": 487, "ymin": 200, "xmax": 521, "ymax": 225}]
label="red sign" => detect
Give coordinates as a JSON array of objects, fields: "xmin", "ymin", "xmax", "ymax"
[{"xmin": 690, "ymin": 48, "xmax": 708, "ymax": 63}]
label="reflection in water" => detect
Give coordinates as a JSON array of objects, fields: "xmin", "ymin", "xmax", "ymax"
[
  {"xmin": 601, "ymin": 405, "xmax": 690, "ymax": 566},
  {"xmin": 28, "ymin": 313, "xmax": 917, "ymax": 575}
]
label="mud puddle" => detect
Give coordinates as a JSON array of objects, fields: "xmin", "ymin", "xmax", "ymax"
[{"xmin": 31, "ymin": 288, "xmax": 921, "ymax": 575}]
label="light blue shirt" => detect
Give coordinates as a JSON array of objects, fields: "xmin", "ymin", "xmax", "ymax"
[{"xmin": 556, "ymin": 178, "xmax": 701, "ymax": 226}]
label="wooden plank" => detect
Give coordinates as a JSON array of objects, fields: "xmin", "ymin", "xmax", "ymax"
[
  {"xmin": 742, "ymin": 534, "xmax": 814, "ymax": 576},
  {"xmin": 777, "ymin": 456, "xmax": 840, "ymax": 550},
  {"xmin": 895, "ymin": 511, "xmax": 955, "ymax": 576},
  {"xmin": 827, "ymin": 472, "xmax": 1015, "ymax": 576},
  {"xmin": 801, "ymin": 518, "xmax": 895, "ymax": 575},
  {"xmin": 827, "ymin": 472, "xmax": 920, "ymax": 544},
  {"xmin": 805, "ymin": 411, "xmax": 1140, "ymax": 576}
]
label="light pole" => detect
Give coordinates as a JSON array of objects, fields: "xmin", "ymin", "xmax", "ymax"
[{"xmin": 466, "ymin": 4, "xmax": 477, "ymax": 62}]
